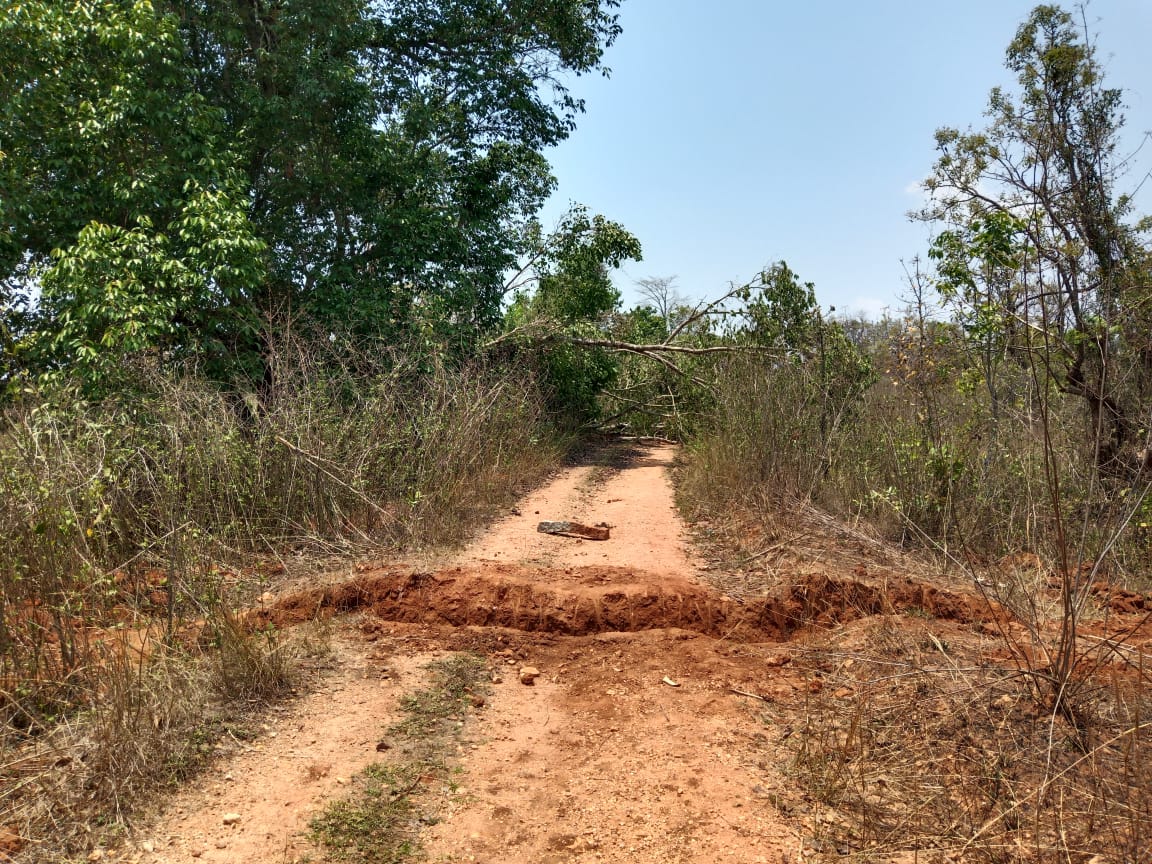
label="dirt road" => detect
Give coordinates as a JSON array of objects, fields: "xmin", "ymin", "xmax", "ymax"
[{"xmin": 116, "ymin": 443, "xmax": 833, "ymax": 863}]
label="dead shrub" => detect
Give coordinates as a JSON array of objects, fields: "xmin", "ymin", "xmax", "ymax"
[
  {"xmin": 0, "ymin": 337, "xmax": 562, "ymax": 858},
  {"xmin": 783, "ymin": 622, "xmax": 1152, "ymax": 862},
  {"xmin": 208, "ymin": 609, "xmax": 294, "ymax": 701}
]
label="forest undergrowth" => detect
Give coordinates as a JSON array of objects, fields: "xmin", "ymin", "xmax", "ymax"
[
  {"xmin": 0, "ymin": 339, "xmax": 562, "ymax": 860},
  {"xmin": 677, "ymin": 332, "xmax": 1152, "ymax": 861}
]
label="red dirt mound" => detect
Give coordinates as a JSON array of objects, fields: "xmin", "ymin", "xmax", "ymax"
[
  {"xmin": 785, "ymin": 573, "xmax": 998, "ymax": 626},
  {"xmin": 246, "ymin": 565, "xmax": 998, "ymax": 642},
  {"xmin": 1091, "ymin": 581, "xmax": 1152, "ymax": 615}
]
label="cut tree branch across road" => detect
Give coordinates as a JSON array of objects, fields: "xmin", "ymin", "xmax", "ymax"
[
  {"xmin": 568, "ymin": 338, "xmax": 777, "ymax": 358},
  {"xmin": 484, "ymin": 279, "xmax": 784, "ymax": 382},
  {"xmin": 490, "ymin": 262, "xmax": 871, "ymax": 440}
]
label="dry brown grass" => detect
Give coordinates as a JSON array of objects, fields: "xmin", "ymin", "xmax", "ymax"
[
  {"xmin": 779, "ymin": 613, "xmax": 1152, "ymax": 862},
  {"xmin": 673, "ymin": 299, "xmax": 1152, "ymax": 855},
  {"xmin": 0, "ymin": 342, "xmax": 564, "ymax": 860},
  {"xmin": 681, "ymin": 494, "xmax": 1152, "ymax": 861},
  {"xmin": 3, "ymin": 647, "xmax": 239, "ymax": 858},
  {"xmin": 678, "ymin": 351, "xmax": 1152, "ymax": 861}
]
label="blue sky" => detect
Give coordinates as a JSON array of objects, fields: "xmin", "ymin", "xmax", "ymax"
[{"xmin": 539, "ymin": 0, "xmax": 1152, "ymax": 317}]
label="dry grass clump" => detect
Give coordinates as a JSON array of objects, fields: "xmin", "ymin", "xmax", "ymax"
[
  {"xmin": 0, "ymin": 341, "xmax": 556, "ymax": 722},
  {"xmin": 678, "ymin": 328, "xmax": 1152, "ymax": 590},
  {"xmin": 1, "ymin": 628, "xmax": 298, "ymax": 861},
  {"xmin": 682, "ymin": 322, "xmax": 1152, "ymax": 861},
  {"xmin": 0, "ymin": 340, "xmax": 562, "ymax": 859},
  {"xmin": 784, "ymin": 617, "xmax": 1152, "ymax": 862},
  {"xmin": 678, "ymin": 355, "xmax": 828, "ymax": 513}
]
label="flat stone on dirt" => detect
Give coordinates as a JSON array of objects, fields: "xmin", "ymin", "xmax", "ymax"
[
  {"xmin": 519, "ymin": 667, "xmax": 540, "ymax": 685},
  {"xmin": 537, "ymin": 520, "xmax": 611, "ymax": 541}
]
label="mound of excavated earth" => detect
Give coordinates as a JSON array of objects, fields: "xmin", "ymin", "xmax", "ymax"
[{"xmin": 249, "ymin": 562, "xmax": 995, "ymax": 641}]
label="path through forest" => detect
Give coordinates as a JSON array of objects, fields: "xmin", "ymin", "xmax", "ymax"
[{"xmin": 118, "ymin": 443, "xmax": 830, "ymax": 863}]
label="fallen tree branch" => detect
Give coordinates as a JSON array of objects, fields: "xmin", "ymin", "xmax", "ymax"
[
  {"xmin": 537, "ymin": 520, "xmax": 611, "ymax": 541},
  {"xmin": 568, "ymin": 337, "xmax": 779, "ymax": 357},
  {"xmin": 666, "ymin": 281, "xmax": 745, "ymax": 342},
  {"xmin": 620, "ymin": 435, "xmax": 679, "ymax": 445}
]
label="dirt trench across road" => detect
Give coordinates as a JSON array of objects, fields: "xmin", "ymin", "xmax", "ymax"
[{"xmin": 121, "ymin": 442, "xmax": 976, "ymax": 864}]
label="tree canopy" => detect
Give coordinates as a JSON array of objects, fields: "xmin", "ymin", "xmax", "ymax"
[{"xmin": 0, "ymin": 0, "xmax": 624, "ymax": 387}]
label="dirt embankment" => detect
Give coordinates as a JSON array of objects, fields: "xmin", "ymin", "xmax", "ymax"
[{"xmin": 249, "ymin": 564, "xmax": 996, "ymax": 642}]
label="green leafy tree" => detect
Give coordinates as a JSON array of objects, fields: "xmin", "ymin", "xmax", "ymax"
[
  {"xmin": 35, "ymin": 190, "xmax": 265, "ymax": 388},
  {"xmin": 928, "ymin": 211, "xmax": 1028, "ymax": 422},
  {"xmin": 170, "ymin": 0, "xmax": 625, "ymax": 343},
  {"xmin": 500, "ymin": 205, "xmax": 642, "ymax": 420},
  {"xmin": 0, "ymin": 0, "xmax": 265, "ymax": 387},
  {"xmin": 737, "ymin": 264, "xmax": 874, "ymax": 443},
  {"xmin": 0, "ymin": 0, "xmax": 626, "ymax": 387},
  {"xmin": 733, "ymin": 263, "xmax": 821, "ymax": 353},
  {"xmin": 531, "ymin": 207, "xmax": 643, "ymax": 324}
]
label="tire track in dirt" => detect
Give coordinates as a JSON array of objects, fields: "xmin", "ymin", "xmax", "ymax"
[
  {"xmin": 120, "ymin": 643, "xmax": 439, "ymax": 862},
  {"xmin": 421, "ymin": 630, "xmax": 799, "ymax": 863}
]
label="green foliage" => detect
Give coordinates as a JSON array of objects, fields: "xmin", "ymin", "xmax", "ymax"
[
  {"xmin": 309, "ymin": 763, "xmax": 420, "ymax": 863},
  {"xmin": 503, "ymin": 205, "xmax": 642, "ymax": 421},
  {"xmin": 1, "ymin": 0, "xmax": 626, "ymax": 386},
  {"xmin": 0, "ymin": 0, "xmax": 246, "ymax": 260},
  {"xmin": 734, "ymin": 262, "xmax": 821, "ymax": 352},
  {"xmin": 537, "ymin": 336, "xmax": 620, "ymax": 423},
  {"xmin": 0, "ymin": 0, "xmax": 267, "ymax": 389},
  {"xmin": 33, "ymin": 191, "xmax": 265, "ymax": 389},
  {"xmin": 929, "ymin": 211, "xmax": 1025, "ymax": 317},
  {"xmin": 737, "ymin": 263, "xmax": 875, "ymax": 413},
  {"xmin": 533, "ymin": 206, "xmax": 643, "ymax": 323},
  {"xmin": 617, "ymin": 304, "xmax": 669, "ymax": 343},
  {"xmin": 923, "ymin": 3, "xmax": 1151, "ymax": 476}
]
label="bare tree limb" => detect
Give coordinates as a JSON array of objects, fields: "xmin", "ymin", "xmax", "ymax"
[
  {"xmin": 666, "ymin": 281, "xmax": 746, "ymax": 343},
  {"xmin": 568, "ymin": 337, "xmax": 778, "ymax": 357}
]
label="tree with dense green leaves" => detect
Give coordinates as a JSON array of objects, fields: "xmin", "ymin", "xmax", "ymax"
[
  {"xmin": 499, "ymin": 205, "xmax": 642, "ymax": 420},
  {"xmin": 0, "ymin": 0, "xmax": 266, "ymax": 386},
  {"xmin": 0, "ymin": 0, "xmax": 625, "ymax": 388}
]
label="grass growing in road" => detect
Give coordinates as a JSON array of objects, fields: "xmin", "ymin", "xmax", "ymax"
[
  {"xmin": 309, "ymin": 654, "xmax": 489, "ymax": 862},
  {"xmin": 308, "ymin": 763, "xmax": 421, "ymax": 863}
]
